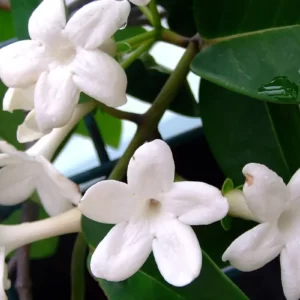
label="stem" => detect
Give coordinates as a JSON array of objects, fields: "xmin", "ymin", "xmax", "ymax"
[
  {"xmin": 138, "ymin": 6, "xmax": 153, "ymax": 25},
  {"xmin": 161, "ymin": 29, "xmax": 190, "ymax": 48},
  {"xmin": 71, "ymin": 233, "xmax": 87, "ymax": 300},
  {"xmin": 2, "ymin": 208, "xmax": 81, "ymax": 255},
  {"xmin": 121, "ymin": 40, "xmax": 154, "ymax": 69},
  {"xmin": 26, "ymin": 101, "xmax": 96, "ymax": 161},
  {"xmin": 118, "ymin": 30, "xmax": 156, "ymax": 48},
  {"xmin": 149, "ymin": 0, "xmax": 161, "ymax": 29},
  {"xmin": 109, "ymin": 42, "xmax": 198, "ymax": 180}
]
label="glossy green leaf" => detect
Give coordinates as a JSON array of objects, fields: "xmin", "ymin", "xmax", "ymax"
[
  {"xmin": 3, "ymin": 207, "xmax": 59, "ymax": 259},
  {"xmin": 82, "ymin": 216, "xmax": 248, "ymax": 299},
  {"xmin": 157, "ymin": 0, "xmax": 196, "ymax": 36},
  {"xmin": 127, "ymin": 59, "xmax": 199, "ymax": 117},
  {"xmin": 10, "ymin": 0, "xmax": 40, "ymax": 39},
  {"xmin": 192, "ymin": 25, "xmax": 300, "ymax": 104},
  {"xmin": 76, "ymin": 108, "xmax": 122, "ymax": 149},
  {"xmin": 114, "ymin": 26, "xmax": 146, "ymax": 42},
  {"xmin": 193, "ymin": 0, "xmax": 300, "ymax": 39},
  {"xmin": 0, "ymin": 10, "xmax": 15, "ymax": 41},
  {"xmin": 200, "ymin": 80, "xmax": 300, "ymax": 184}
]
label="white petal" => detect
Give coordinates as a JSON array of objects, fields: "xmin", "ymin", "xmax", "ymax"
[
  {"xmin": 0, "ymin": 247, "xmax": 9, "ymax": 300},
  {"xmin": 65, "ymin": 0, "xmax": 130, "ymax": 50},
  {"xmin": 153, "ymin": 218, "xmax": 201, "ymax": 287},
  {"xmin": 36, "ymin": 157, "xmax": 81, "ymax": 216},
  {"xmin": 130, "ymin": 0, "xmax": 151, "ymax": 5},
  {"xmin": 226, "ymin": 189, "xmax": 259, "ymax": 222},
  {"xmin": 280, "ymin": 240, "xmax": 300, "ymax": 300},
  {"xmin": 3, "ymin": 85, "xmax": 34, "ymax": 112},
  {"xmin": 0, "ymin": 141, "xmax": 17, "ymax": 154},
  {"xmin": 99, "ymin": 38, "xmax": 117, "ymax": 57},
  {"xmin": 287, "ymin": 168, "xmax": 300, "ymax": 204},
  {"xmin": 222, "ymin": 223, "xmax": 283, "ymax": 271},
  {"xmin": 34, "ymin": 66, "xmax": 80, "ymax": 133},
  {"xmin": 28, "ymin": 0, "xmax": 66, "ymax": 45},
  {"xmin": 0, "ymin": 40, "xmax": 51, "ymax": 87},
  {"xmin": 127, "ymin": 140, "xmax": 175, "ymax": 199},
  {"xmin": 90, "ymin": 221, "xmax": 153, "ymax": 281},
  {"xmin": 71, "ymin": 48, "xmax": 127, "ymax": 107},
  {"xmin": 161, "ymin": 182, "xmax": 228, "ymax": 225},
  {"xmin": 243, "ymin": 163, "xmax": 288, "ymax": 222},
  {"xmin": 0, "ymin": 164, "xmax": 37, "ymax": 205},
  {"xmin": 17, "ymin": 110, "xmax": 45, "ymax": 143},
  {"xmin": 79, "ymin": 180, "xmax": 138, "ymax": 224}
]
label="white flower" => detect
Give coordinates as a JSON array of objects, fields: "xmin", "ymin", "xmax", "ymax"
[
  {"xmin": 0, "ymin": 0, "xmax": 129, "ymax": 133},
  {"xmin": 129, "ymin": 0, "xmax": 151, "ymax": 5},
  {"xmin": 79, "ymin": 139, "xmax": 228, "ymax": 286},
  {"xmin": 222, "ymin": 163, "xmax": 300, "ymax": 300},
  {"xmin": 0, "ymin": 208, "xmax": 81, "ymax": 299}
]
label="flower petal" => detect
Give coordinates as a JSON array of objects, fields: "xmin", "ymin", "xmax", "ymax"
[
  {"xmin": 36, "ymin": 157, "xmax": 81, "ymax": 216},
  {"xmin": 90, "ymin": 221, "xmax": 153, "ymax": 281},
  {"xmin": 28, "ymin": 0, "xmax": 66, "ymax": 45},
  {"xmin": 287, "ymin": 168, "xmax": 300, "ymax": 204},
  {"xmin": 130, "ymin": 0, "xmax": 151, "ymax": 5},
  {"xmin": 17, "ymin": 110, "xmax": 45, "ymax": 143},
  {"xmin": 99, "ymin": 38, "xmax": 117, "ymax": 57},
  {"xmin": 65, "ymin": 0, "xmax": 130, "ymax": 50},
  {"xmin": 71, "ymin": 48, "xmax": 127, "ymax": 107},
  {"xmin": 3, "ymin": 85, "xmax": 34, "ymax": 112},
  {"xmin": 79, "ymin": 180, "xmax": 138, "ymax": 224},
  {"xmin": 0, "ymin": 40, "xmax": 51, "ymax": 87},
  {"xmin": 0, "ymin": 141, "xmax": 17, "ymax": 154},
  {"xmin": 127, "ymin": 140, "xmax": 175, "ymax": 199},
  {"xmin": 222, "ymin": 223, "xmax": 283, "ymax": 271},
  {"xmin": 153, "ymin": 218, "xmax": 201, "ymax": 287},
  {"xmin": 242, "ymin": 163, "xmax": 288, "ymax": 222},
  {"xmin": 0, "ymin": 164, "xmax": 37, "ymax": 205},
  {"xmin": 34, "ymin": 66, "xmax": 80, "ymax": 133},
  {"xmin": 0, "ymin": 247, "xmax": 10, "ymax": 300},
  {"xmin": 161, "ymin": 182, "xmax": 228, "ymax": 225},
  {"xmin": 280, "ymin": 240, "xmax": 300, "ymax": 300}
]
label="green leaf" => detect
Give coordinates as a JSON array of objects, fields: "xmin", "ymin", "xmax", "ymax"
[
  {"xmin": 200, "ymin": 80, "xmax": 300, "ymax": 184},
  {"xmin": 191, "ymin": 25, "xmax": 300, "ymax": 104},
  {"xmin": 127, "ymin": 59, "xmax": 199, "ymax": 117},
  {"xmin": 76, "ymin": 108, "xmax": 122, "ymax": 149},
  {"xmin": 114, "ymin": 26, "xmax": 146, "ymax": 42},
  {"xmin": 3, "ymin": 207, "xmax": 59, "ymax": 259},
  {"xmin": 0, "ymin": 10, "xmax": 15, "ymax": 41},
  {"xmin": 10, "ymin": 0, "xmax": 40, "ymax": 39},
  {"xmin": 193, "ymin": 0, "xmax": 300, "ymax": 39},
  {"xmin": 82, "ymin": 216, "xmax": 248, "ymax": 299},
  {"xmin": 157, "ymin": 0, "xmax": 196, "ymax": 36},
  {"xmin": 221, "ymin": 216, "xmax": 233, "ymax": 231}
]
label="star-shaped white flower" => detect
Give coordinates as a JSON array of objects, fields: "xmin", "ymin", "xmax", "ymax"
[
  {"xmin": 0, "ymin": 141, "xmax": 81, "ymax": 216},
  {"xmin": 79, "ymin": 139, "xmax": 228, "ymax": 286},
  {"xmin": 0, "ymin": 0, "xmax": 129, "ymax": 133},
  {"xmin": 222, "ymin": 163, "xmax": 300, "ymax": 300}
]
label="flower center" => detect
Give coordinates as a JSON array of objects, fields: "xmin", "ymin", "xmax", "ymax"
[
  {"xmin": 146, "ymin": 199, "xmax": 162, "ymax": 218},
  {"xmin": 277, "ymin": 207, "xmax": 300, "ymax": 242}
]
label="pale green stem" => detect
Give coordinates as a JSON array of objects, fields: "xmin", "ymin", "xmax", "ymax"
[
  {"xmin": 139, "ymin": 5, "xmax": 154, "ymax": 25},
  {"xmin": 149, "ymin": 0, "xmax": 161, "ymax": 29},
  {"xmin": 117, "ymin": 30, "xmax": 156, "ymax": 48}
]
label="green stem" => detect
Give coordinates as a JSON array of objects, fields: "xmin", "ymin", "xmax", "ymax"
[
  {"xmin": 117, "ymin": 30, "xmax": 156, "ymax": 48},
  {"xmin": 139, "ymin": 5, "xmax": 154, "ymax": 25},
  {"xmin": 161, "ymin": 28, "xmax": 190, "ymax": 48},
  {"xmin": 71, "ymin": 233, "xmax": 87, "ymax": 300},
  {"xmin": 121, "ymin": 40, "xmax": 154, "ymax": 69},
  {"xmin": 109, "ymin": 42, "xmax": 198, "ymax": 180},
  {"xmin": 149, "ymin": 0, "xmax": 161, "ymax": 29}
]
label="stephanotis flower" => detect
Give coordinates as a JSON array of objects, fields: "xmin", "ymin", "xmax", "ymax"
[
  {"xmin": 79, "ymin": 139, "xmax": 228, "ymax": 286},
  {"xmin": 0, "ymin": 208, "xmax": 81, "ymax": 300},
  {"xmin": 0, "ymin": 0, "xmax": 129, "ymax": 134},
  {"xmin": 222, "ymin": 163, "xmax": 300, "ymax": 300}
]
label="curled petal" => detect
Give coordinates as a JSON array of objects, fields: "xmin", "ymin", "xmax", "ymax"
[
  {"xmin": 153, "ymin": 218, "xmax": 201, "ymax": 287},
  {"xmin": 79, "ymin": 180, "xmax": 138, "ymax": 224},
  {"xmin": 3, "ymin": 85, "xmax": 34, "ymax": 112},
  {"xmin": 243, "ymin": 163, "xmax": 288, "ymax": 222},
  {"xmin": 90, "ymin": 221, "xmax": 153, "ymax": 281},
  {"xmin": 28, "ymin": 0, "xmax": 67, "ymax": 45},
  {"xmin": 222, "ymin": 223, "xmax": 283, "ymax": 271},
  {"xmin": 130, "ymin": 0, "xmax": 151, "ymax": 5},
  {"xmin": 287, "ymin": 169, "xmax": 300, "ymax": 205},
  {"xmin": 280, "ymin": 240, "xmax": 300, "ymax": 300},
  {"xmin": 17, "ymin": 110, "xmax": 45, "ymax": 143},
  {"xmin": 65, "ymin": 0, "xmax": 130, "ymax": 49},
  {"xmin": 127, "ymin": 140, "xmax": 175, "ymax": 199},
  {"xmin": 0, "ymin": 40, "xmax": 51, "ymax": 87},
  {"xmin": 34, "ymin": 66, "xmax": 80, "ymax": 133},
  {"xmin": 72, "ymin": 48, "xmax": 127, "ymax": 107},
  {"xmin": 36, "ymin": 157, "xmax": 81, "ymax": 216},
  {"xmin": 161, "ymin": 182, "xmax": 228, "ymax": 225}
]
